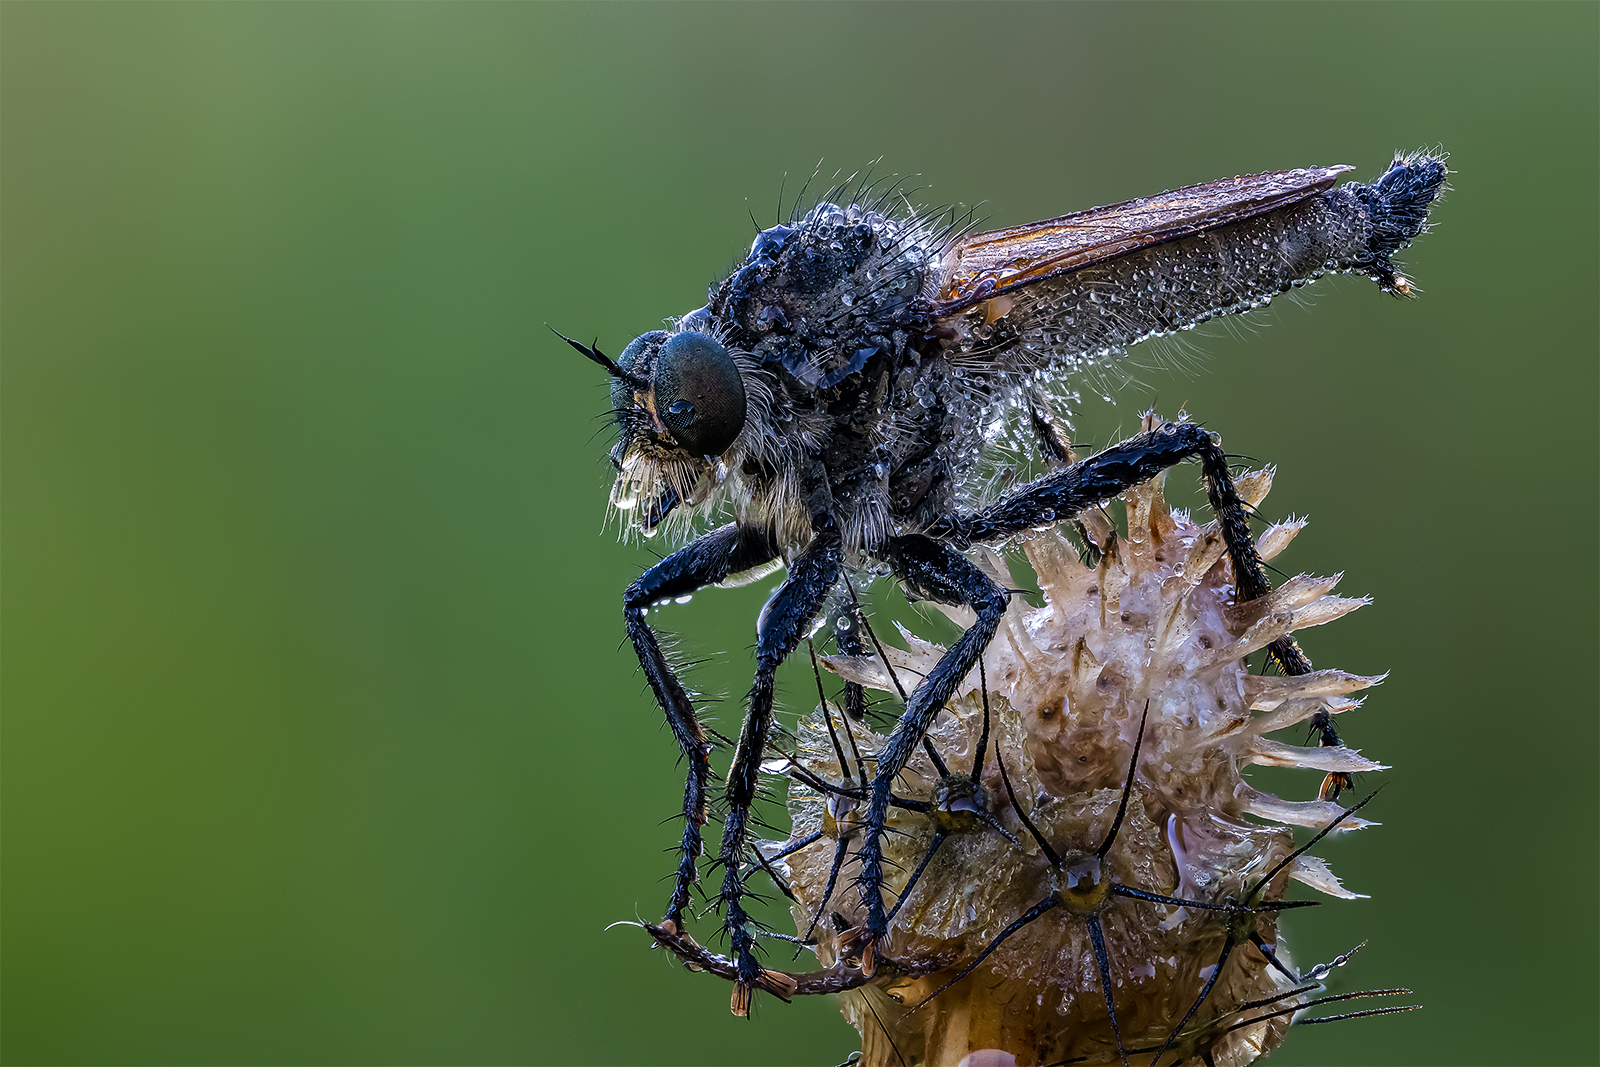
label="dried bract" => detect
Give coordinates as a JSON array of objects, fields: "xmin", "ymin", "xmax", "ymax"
[{"xmin": 776, "ymin": 465, "xmax": 1386, "ymax": 1066}]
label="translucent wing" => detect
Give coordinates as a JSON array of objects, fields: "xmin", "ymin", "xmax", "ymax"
[
  {"xmin": 925, "ymin": 155, "xmax": 1456, "ymax": 383},
  {"xmin": 935, "ymin": 165, "xmax": 1353, "ymax": 314}
]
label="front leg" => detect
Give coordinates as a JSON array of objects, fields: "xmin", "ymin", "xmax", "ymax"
[
  {"xmin": 718, "ymin": 522, "xmax": 843, "ymax": 1011},
  {"xmin": 851, "ymin": 535, "xmax": 1010, "ymax": 970},
  {"xmin": 935, "ymin": 418, "xmax": 1346, "ymax": 794},
  {"xmin": 624, "ymin": 523, "xmax": 779, "ymax": 931}
]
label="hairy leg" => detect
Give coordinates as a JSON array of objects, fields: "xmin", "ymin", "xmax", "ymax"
[
  {"xmin": 624, "ymin": 523, "xmax": 778, "ymax": 929},
  {"xmin": 717, "ymin": 524, "xmax": 843, "ymax": 1003},
  {"xmin": 850, "ymin": 535, "xmax": 1009, "ymax": 969}
]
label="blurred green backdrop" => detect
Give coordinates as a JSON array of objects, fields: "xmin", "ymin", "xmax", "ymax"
[{"xmin": 4, "ymin": 3, "xmax": 1595, "ymax": 1064}]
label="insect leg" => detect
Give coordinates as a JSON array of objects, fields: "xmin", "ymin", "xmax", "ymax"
[
  {"xmin": 718, "ymin": 525, "xmax": 843, "ymax": 1008},
  {"xmin": 933, "ymin": 418, "xmax": 1348, "ymax": 795},
  {"xmin": 624, "ymin": 522, "xmax": 779, "ymax": 932},
  {"xmin": 850, "ymin": 535, "xmax": 1009, "ymax": 970},
  {"xmin": 834, "ymin": 588, "xmax": 869, "ymax": 720}
]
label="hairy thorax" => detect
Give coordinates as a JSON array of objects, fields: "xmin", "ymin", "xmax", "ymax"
[{"xmin": 701, "ymin": 203, "xmax": 1001, "ymax": 559}]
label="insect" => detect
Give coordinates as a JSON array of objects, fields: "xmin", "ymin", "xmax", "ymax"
[{"xmin": 563, "ymin": 151, "xmax": 1446, "ymax": 1011}]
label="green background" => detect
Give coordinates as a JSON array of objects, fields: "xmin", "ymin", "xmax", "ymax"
[{"xmin": 4, "ymin": 3, "xmax": 1596, "ymax": 1064}]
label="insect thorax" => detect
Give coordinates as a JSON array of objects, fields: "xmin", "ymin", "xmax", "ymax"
[{"xmin": 693, "ymin": 202, "xmax": 1008, "ymax": 558}]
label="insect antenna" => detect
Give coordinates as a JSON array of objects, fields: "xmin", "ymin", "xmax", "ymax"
[{"xmin": 549, "ymin": 327, "xmax": 649, "ymax": 391}]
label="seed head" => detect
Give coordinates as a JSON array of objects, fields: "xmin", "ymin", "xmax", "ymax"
[{"xmin": 777, "ymin": 462, "xmax": 1387, "ymax": 1066}]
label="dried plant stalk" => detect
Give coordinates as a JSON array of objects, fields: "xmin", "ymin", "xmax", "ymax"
[{"xmin": 774, "ymin": 464, "xmax": 1385, "ymax": 1067}]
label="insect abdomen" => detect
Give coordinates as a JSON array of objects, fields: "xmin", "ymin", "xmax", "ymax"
[{"xmin": 954, "ymin": 154, "xmax": 1447, "ymax": 373}]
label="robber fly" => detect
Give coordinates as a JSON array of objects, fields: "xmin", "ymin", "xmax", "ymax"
[{"xmin": 562, "ymin": 152, "xmax": 1446, "ymax": 1010}]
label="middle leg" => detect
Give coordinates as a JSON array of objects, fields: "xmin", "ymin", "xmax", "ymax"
[{"xmin": 717, "ymin": 524, "xmax": 842, "ymax": 1010}]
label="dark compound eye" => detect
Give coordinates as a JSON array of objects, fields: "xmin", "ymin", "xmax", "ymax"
[
  {"xmin": 653, "ymin": 331, "xmax": 746, "ymax": 457},
  {"xmin": 611, "ymin": 331, "xmax": 665, "ymax": 415}
]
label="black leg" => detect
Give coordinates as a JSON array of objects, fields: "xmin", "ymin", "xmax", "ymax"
[
  {"xmin": 717, "ymin": 524, "xmax": 843, "ymax": 999},
  {"xmin": 624, "ymin": 522, "xmax": 779, "ymax": 930},
  {"xmin": 792, "ymin": 641, "xmax": 972, "ymax": 951},
  {"xmin": 883, "ymin": 669, "xmax": 1016, "ymax": 925},
  {"xmin": 852, "ymin": 535, "xmax": 1010, "ymax": 968},
  {"xmin": 834, "ymin": 587, "xmax": 870, "ymax": 721},
  {"xmin": 932, "ymin": 418, "xmax": 1346, "ymax": 795}
]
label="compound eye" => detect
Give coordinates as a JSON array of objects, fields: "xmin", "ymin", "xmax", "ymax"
[
  {"xmin": 611, "ymin": 331, "xmax": 665, "ymax": 414},
  {"xmin": 653, "ymin": 331, "xmax": 746, "ymax": 457}
]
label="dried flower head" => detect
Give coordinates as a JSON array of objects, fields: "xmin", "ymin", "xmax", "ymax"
[{"xmin": 770, "ymin": 456, "xmax": 1393, "ymax": 1066}]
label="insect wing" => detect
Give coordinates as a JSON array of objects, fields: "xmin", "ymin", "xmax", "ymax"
[{"xmin": 935, "ymin": 165, "xmax": 1353, "ymax": 315}]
